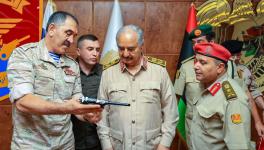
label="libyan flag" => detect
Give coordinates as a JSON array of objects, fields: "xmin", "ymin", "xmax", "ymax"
[{"xmin": 176, "ymin": 3, "xmax": 197, "ymax": 141}]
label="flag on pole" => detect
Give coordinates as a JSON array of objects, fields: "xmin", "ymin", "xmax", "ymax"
[
  {"xmin": 41, "ymin": 0, "xmax": 56, "ymax": 38},
  {"xmin": 100, "ymin": 0, "xmax": 123, "ymax": 65},
  {"xmin": 176, "ymin": 3, "xmax": 197, "ymax": 140}
]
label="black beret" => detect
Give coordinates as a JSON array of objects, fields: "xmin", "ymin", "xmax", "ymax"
[{"xmin": 221, "ymin": 40, "xmax": 243, "ymax": 54}]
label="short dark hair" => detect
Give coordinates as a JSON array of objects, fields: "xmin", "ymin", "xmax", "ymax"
[
  {"xmin": 205, "ymin": 32, "xmax": 215, "ymax": 42},
  {"xmin": 46, "ymin": 11, "xmax": 79, "ymax": 32},
  {"xmin": 214, "ymin": 59, "xmax": 228, "ymax": 69},
  {"xmin": 77, "ymin": 34, "xmax": 99, "ymax": 48}
]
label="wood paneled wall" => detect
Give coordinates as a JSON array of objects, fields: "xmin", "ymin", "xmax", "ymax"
[
  {"xmin": 52, "ymin": 0, "xmax": 205, "ymax": 81},
  {"xmin": 0, "ymin": 0, "xmax": 207, "ymax": 149}
]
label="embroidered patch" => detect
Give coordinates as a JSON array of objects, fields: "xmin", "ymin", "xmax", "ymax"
[
  {"xmin": 63, "ymin": 67, "xmax": 76, "ymax": 76},
  {"xmin": 231, "ymin": 114, "xmax": 242, "ymax": 124},
  {"xmin": 194, "ymin": 29, "xmax": 202, "ymax": 36}
]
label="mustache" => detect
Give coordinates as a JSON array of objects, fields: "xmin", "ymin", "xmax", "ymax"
[
  {"xmin": 63, "ymin": 40, "xmax": 71, "ymax": 47},
  {"xmin": 121, "ymin": 57, "xmax": 133, "ymax": 61}
]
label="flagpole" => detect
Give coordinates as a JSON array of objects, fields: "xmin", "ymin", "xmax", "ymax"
[{"xmin": 100, "ymin": 0, "xmax": 123, "ymax": 65}]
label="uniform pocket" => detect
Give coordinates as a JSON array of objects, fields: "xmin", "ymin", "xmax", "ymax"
[
  {"xmin": 110, "ymin": 129, "xmax": 123, "ymax": 150},
  {"xmin": 108, "ymin": 83, "xmax": 127, "ymax": 101},
  {"xmin": 146, "ymin": 128, "xmax": 162, "ymax": 150},
  {"xmin": 140, "ymin": 81, "xmax": 161, "ymax": 103},
  {"xmin": 197, "ymin": 105, "xmax": 222, "ymax": 132},
  {"xmin": 46, "ymin": 114, "xmax": 69, "ymax": 135},
  {"xmin": 34, "ymin": 70, "xmax": 55, "ymax": 96},
  {"xmin": 63, "ymin": 75, "xmax": 76, "ymax": 98}
]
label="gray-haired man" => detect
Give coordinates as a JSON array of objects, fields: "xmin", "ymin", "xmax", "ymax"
[{"xmin": 97, "ymin": 24, "xmax": 178, "ymax": 150}]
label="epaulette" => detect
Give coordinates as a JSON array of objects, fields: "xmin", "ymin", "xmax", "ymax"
[
  {"xmin": 181, "ymin": 56, "xmax": 194, "ymax": 64},
  {"xmin": 237, "ymin": 69, "xmax": 243, "ymax": 79},
  {"xmin": 222, "ymin": 81, "xmax": 237, "ymax": 100},
  {"xmin": 146, "ymin": 56, "xmax": 166, "ymax": 67},
  {"xmin": 103, "ymin": 58, "xmax": 120, "ymax": 70}
]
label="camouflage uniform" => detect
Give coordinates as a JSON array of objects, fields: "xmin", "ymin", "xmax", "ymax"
[
  {"xmin": 7, "ymin": 40, "xmax": 82, "ymax": 150},
  {"xmin": 97, "ymin": 56, "xmax": 178, "ymax": 150}
]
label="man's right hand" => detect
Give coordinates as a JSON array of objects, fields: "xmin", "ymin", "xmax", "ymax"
[
  {"xmin": 15, "ymin": 94, "xmax": 102, "ymax": 115},
  {"xmin": 63, "ymin": 98, "xmax": 102, "ymax": 115}
]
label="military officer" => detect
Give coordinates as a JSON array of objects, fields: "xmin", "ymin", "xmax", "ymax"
[
  {"xmin": 222, "ymin": 40, "xmax": 264, "ymax": 136},
  {"xmin": 97, "ymin": 24, "xmax": 178, "ymax": 150},
  {"xmin": 7, "ymin": 11, "xmax": 102, "ymax": 149},
  {"xmin": 174, "ymin": 24, "xmax": 215, "ymax": 148},
  {"xmin": 190, "ymin": 42, "xmax": 251, "ymax": 150}
]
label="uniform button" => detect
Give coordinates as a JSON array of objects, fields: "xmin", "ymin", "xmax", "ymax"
[
  {"xmin": 132, "ymin": 99, "xmax": 135, "ymax": 102},
  {"xmin": 132, "ymin": 120, "xmax": 135, "ymax": 124},
  {"xmin": 132, "ymin": 77, "xmax": 135, "ymax": 81},
  {"xmin": 132, "ymin": 142, "xmax": 136, "ymax": 145}
]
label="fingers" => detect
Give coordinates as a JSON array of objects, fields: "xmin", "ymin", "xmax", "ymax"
[
  {"xmin": 256, "ymin": 123, "xmax": 264, "ymax": 137},
  {"xmin": 65, "ymin": 98, "xmax": 103, "ymax": 115},
  {"xmin": 83, "ymin": 112, "xmax": 102, "ymax": 123}
]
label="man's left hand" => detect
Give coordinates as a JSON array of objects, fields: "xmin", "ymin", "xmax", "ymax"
[
  {"xmin": 83, "ymin": 112, "xmax": 102, "ymax": 123},
  {"xmin": 157, "ymin": 144, "xmax": 170, "ymax": 150}
]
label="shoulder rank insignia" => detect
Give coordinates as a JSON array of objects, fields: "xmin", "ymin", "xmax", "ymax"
[
  {"xmin": 208, "ymin": 82, "xmax": 221, "ymax": 96},
  {"xmin": 103, "ymin": 59, "xmax": 120, "ymax": 70},
  {"xmin": 231, "ymin": 114, "xmax": 242, "ymax": 124},
  {"xmin": 146, "ymin": 56, "xmax": 166, "ymax": 67},
  {"xmin": 222, "ymin": 81, "xmax": 237, "ymax": 100},
  {"xmin": 181, "ymin": 56, "xmax": 194, "ymax": 64},
  {"xmin": 237, "ymin": 69, "xmax": 243, "ymax": 79}
]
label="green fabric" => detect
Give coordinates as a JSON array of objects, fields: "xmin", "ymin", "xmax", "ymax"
[
  {"xmin": 177, "ymin": 97, "xmax": 186, "ymax": 140},
  {"xmin": 189, "ymin": 24, "xmax": 213, "ymax": 40},
  {"xmin": 245, "ymin": 46, "xmax": 257, "ymax": 57}
]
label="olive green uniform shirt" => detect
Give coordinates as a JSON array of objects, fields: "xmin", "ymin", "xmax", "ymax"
[
  {"xmin": 7, "ymin": 40, "xmax": 82, "ymax": 150},
  {"xmin": 190, "ymin": 73, "xmax": 251, "ymax": 150}
]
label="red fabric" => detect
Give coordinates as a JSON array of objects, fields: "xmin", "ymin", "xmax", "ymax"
[
  {"xmin": 186, "ymin": 3, "xmax": 197, "ymax": 33},
  {"xmin": 257, "ymin": 137, "xmax": 264, "ymax": 150},
  {"xmin": 194, "ymin": 43, "xmax": 231, "ymax": 62}
]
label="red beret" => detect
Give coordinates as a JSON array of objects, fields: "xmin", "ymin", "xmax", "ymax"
[{"xmin": 194, "ymin": 43, "xmax": 231, "ymax": 62}]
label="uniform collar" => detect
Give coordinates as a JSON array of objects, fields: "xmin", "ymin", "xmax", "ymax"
[
  {"xmin": 39, "ymin": 39, "xmax": 68, "ymax": 67},
  {"xmin": 206, "ymin": 73, "xmax": 228, "ymax": 96},
  {"xmin": 119, "ymin": 55, "xmax": 148, "ymax": 72},
  {"xmin": 80, "ymin": 63, "xmax": 102, "ymax": 76}
]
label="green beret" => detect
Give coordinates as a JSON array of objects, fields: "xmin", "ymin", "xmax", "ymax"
[{"xmin": 189, "ymin": 24, "xmax": 214, "ymax": 40}]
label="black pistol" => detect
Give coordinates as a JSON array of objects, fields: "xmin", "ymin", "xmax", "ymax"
[{"xmin": 80, "ymin": 97, "xmax": 130, "ymax": 107}]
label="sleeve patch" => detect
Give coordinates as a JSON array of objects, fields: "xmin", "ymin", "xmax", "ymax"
[{"xmin": 231, "ymin": 114, "xmax": 242, "ymax": 124}]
